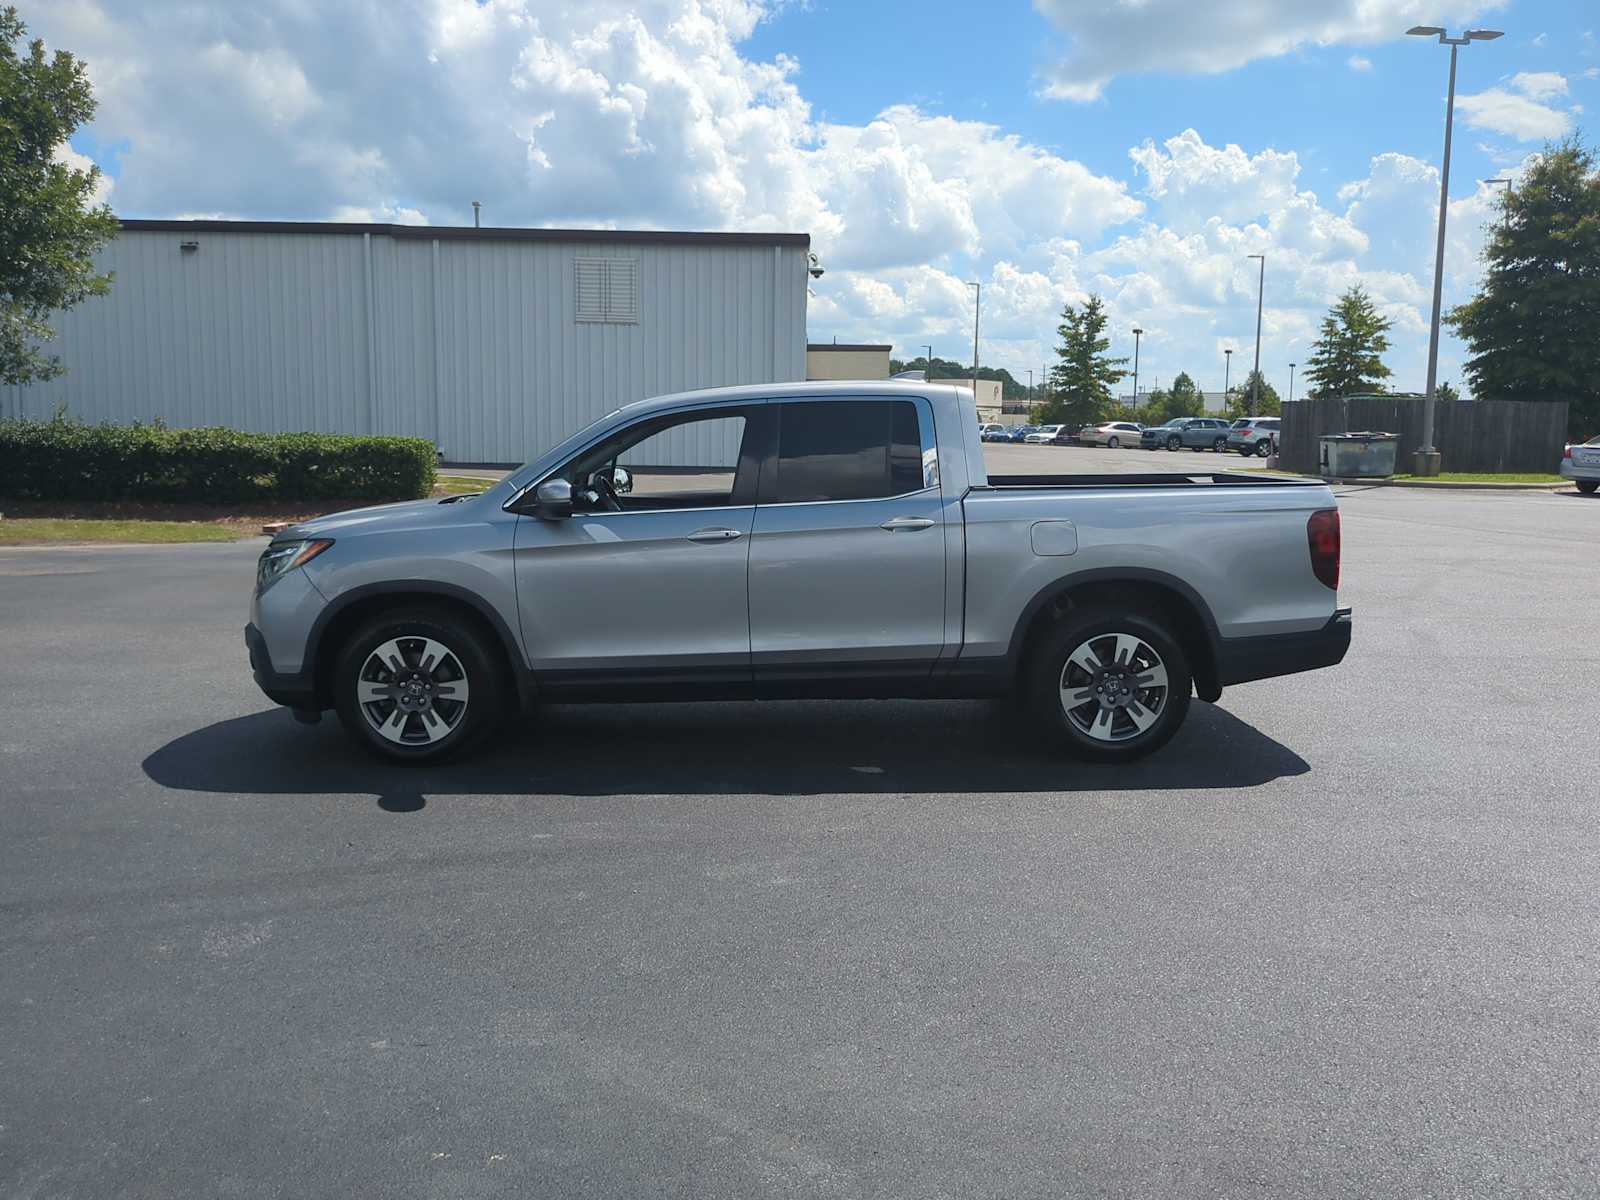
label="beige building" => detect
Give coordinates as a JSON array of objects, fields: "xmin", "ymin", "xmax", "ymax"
[{"xmin": 806, "ymin": 342, "xmax": 892, "ymax": 380}]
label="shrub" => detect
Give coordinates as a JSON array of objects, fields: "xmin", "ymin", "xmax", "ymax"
[{"xmin": 0, "ymin": 417, "xmax": 437, "ymax": 503}]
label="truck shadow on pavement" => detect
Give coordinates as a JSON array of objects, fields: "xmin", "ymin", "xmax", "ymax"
[{"xmin": 143, "ymin": 699, "xmax": 1309, "ymax": 811}]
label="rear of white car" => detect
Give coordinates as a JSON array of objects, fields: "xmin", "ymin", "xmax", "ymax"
[
  {"xmin": 1562, "ymin": 436, "xmax": 1600, "ymax": 494},
  {"xmin": 1024, "ymin": 424, "xmax": 1064, "ymax": 443}
]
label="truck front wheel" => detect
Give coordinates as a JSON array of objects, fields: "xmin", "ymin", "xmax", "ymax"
[
  {"xmin": 1024, "ymin": 606, "xmax": 1192, "ymax": 762},
  {"xmin": 333, "ymin": 607, "xmax": 504, "ymax": 764}
]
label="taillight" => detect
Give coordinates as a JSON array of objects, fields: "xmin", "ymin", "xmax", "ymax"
[
  {"xmin": 1308, "ymin": 509, "xmax": 1340, "ymax": 590},
  {"xmin": 1564, "ymin": 445, "xmax": 1573, "ymax": 459}
]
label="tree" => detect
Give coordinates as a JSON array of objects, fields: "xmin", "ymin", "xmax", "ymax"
[
  {"xmin": 1302, "ymin": 286, "xmax": 1393, "ymax": 399},
  {"xmin": 1163, "ymin": 371, "xmax": 1203, "ymax": 419},
  {"xmin": 1044, "ymin": 295, "xmax": 1128, "ymax": 427},
  {"xmin": 1446, "ymin": 138, "xmax": 1600, "ymax": 437},
  {"xmin": 1436, "ymin": 380, "xmax": 1460, "ymax": 403},
  {"xmin": 1224, "ymin": 371, "xmax": 1280, "ymax": 419},
  {"xmin": 0, "ymin": 7, "xmax": 117, "ymax": 385},
  {"xmin": 888, "ymin": 356, "xmax": 1030, "ymax": 401}
]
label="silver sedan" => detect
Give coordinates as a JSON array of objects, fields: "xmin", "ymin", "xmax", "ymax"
[{"xmin": 1561, "ymin": 435, "xmax": 1600, "ymax": 494}]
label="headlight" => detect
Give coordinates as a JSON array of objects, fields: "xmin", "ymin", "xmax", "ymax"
[{"xmin": 256, "ymin": 539, "xmax": 334, "ymax": 589}]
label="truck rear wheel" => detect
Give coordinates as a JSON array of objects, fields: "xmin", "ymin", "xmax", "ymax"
[{"xmin": 1023, "ymin": 606, "xmax": 1191, "ymax": 762}]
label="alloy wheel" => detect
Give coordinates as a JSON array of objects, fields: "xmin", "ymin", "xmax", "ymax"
[
  {"xmin": 1057, "ymin": 631, "xmax": 1169, "ymax": 743},
  {"xmin": 357, "ymin": 636, "xmax": 471, "ymax": 745}
]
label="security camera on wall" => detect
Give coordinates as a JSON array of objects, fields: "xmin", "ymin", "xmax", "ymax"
[{"xmin": 807, "ymin": 252, "xmax": 824, "ymax": 280}]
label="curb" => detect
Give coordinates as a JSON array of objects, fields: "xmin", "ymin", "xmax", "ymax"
[{"xmin": 1320, "ymin": 477, "xmax": 1574, "ymax": 491}]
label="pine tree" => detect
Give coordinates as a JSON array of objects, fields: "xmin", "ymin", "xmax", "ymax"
[
  {"xmin": 1303, "ymin": 286, "xmax": 1393, "ymax": 399},
  {"xmin": 1044, "ymin": 295, "xmax": 1128, "ymax": 427},
  {"xmin": 1446, "ymin": 138, "xmax": 1600, "ymax": 437}
]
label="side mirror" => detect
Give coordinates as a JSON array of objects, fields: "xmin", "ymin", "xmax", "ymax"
[{"xmin": 533, "ymin": 478, "xmax": 573, "ymax": 520}]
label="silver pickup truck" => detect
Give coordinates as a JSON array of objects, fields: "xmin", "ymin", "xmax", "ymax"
[{"xmin": 247, "ymin": 381, "xmax": 1350, "ymax": 764}]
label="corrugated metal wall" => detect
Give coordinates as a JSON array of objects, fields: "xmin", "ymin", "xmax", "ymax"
[{"xmin": 1, "ymin": 227, "xmax": 809, "ymax": 465}]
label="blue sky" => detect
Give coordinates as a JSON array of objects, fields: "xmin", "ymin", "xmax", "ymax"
[{"xmin": 42, "ymin": 0, "xmax": 1600, "ymax": 397}]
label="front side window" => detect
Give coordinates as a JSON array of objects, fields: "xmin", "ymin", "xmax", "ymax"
[
  {"xmin": 558, "ymin": 408, "xmax": 751, "ymax": 510},
  {"xmin": 768, "ymin": 400, "xmax": 928, "ymax": 504}
]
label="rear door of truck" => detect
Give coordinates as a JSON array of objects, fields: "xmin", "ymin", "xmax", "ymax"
[{"xmin": 747, "ymin": 397, "xmax": 946, "ymax": 682}]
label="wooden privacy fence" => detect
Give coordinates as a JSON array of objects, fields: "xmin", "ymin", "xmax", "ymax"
[{"xmin": 1278, "ymin": 396, "xmax": 1570, "ymax": 475}]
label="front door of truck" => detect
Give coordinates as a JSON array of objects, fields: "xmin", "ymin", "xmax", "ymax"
[{"xmin": 512, "ymin": 403, "xmax": 765, "ymax": 693}]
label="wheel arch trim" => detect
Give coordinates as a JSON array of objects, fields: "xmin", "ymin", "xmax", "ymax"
[{"xmin": 1005, "ymin": 567, "xmax": 1224, "ymax": 702}]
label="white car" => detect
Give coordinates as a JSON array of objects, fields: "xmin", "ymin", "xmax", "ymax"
[
  {"xmin": 1080, "ymin": 421, "xmax": 1144, "ymax": 448},
  {"xmin": 1024, "ymin": 424, "xmax": 1065, "ymax": 443},
  {"xmin": 1562, "ymin": 435, "xmax": 1600, "ymax": 494}
]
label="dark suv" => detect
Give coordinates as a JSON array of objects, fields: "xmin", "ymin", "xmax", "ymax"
[{"xmin": 1139, "ymin": 417, "xmax": 1232, "ymax": 452}]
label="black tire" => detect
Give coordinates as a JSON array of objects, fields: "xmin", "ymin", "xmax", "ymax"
[
  {"xmin": 1022, "ymin": 605, "xmax": 1192, "ymax": 763},
  {"xmin": 1107, "ymin": 436, "xmax": 1119, "ymax": 449},
  {"xmin": 1577, "ymin": 479, "xmax": 1598, "ymax": 494},
  {"xmin": 333, "ymin": 606, "xmax": 505, "ymax": 764},
  {"xmin": 1167, "ymin": 435, "xmax": 1181, "ymax": 451},
  {"xmin": 1256, "ymin": 439, "xmax": 1273, "ymax": 458},
  {"xmin": 1213, "ymin": 437, "xmax": 1227, "ymax": 452}
]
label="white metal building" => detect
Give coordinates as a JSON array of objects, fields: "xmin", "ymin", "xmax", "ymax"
[{"xmin": 2, "ymin": 220, "xmax": 811, "ymax": 464}]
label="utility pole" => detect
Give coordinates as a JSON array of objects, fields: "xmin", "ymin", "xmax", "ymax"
[
  {"xmin": 1408, "ymin": 24, "xmax": 1503, "ymax": 475},
  {"xmin": 1246, "ymin": 254, "xmax": 1265, "ymax": 418}
]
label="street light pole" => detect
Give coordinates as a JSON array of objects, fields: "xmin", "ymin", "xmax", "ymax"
[
  {"xmin": 1223, "ymin": 347, "xmax": 1233, "ymax": 404},
  {"xmin": 966, "ymin": 282, "xmax": 981, "ymax": 404},
  {"xmin": 1027, "ymin": 368, "xmax": 1033, "ymax": 408},
  {"xmin": 925, "ymin": 344, "xmax": 934, "ymax": 381},
  {"xmin": 1484, "ymin": 177, "xmax": 1512, "ymax": 230},
  {"xmin": 1246, "ymin": 254, "xmax": 1265, "ymax": 418},
  {"xmin": 1131, "ymin": 327, "xmax": 1144, "ymax": 409},
  {"xmin": 1409, "ymin": 24, "xmax": 1502, "ymax": 475},
  {"xmin": 1289, "ymin": 362, "xmax": 1297, "ymax": 403}
]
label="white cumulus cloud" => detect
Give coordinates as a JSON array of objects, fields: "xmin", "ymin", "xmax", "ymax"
[{"xmin": 1033, "ymin": 0, "xmax": 1490, "ymax": 101}]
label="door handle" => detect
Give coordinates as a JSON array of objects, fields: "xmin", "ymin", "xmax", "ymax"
[
  {"xmin": 880, "ymin": 516, "xmax": 935, "ymax": 532},
  {"xmin": 687, "ymin": 527, "xmax": 743, "ymax": 543}
]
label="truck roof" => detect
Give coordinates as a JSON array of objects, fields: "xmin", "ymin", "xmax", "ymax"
[{"xmin": 613, "ymin": 378, "xmax": 975, "ymax": 420}]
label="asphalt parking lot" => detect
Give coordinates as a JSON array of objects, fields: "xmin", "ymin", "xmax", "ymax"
[{"xmin": 4, "ymin": 481, "xmax": 1599, "ymax": 1198}]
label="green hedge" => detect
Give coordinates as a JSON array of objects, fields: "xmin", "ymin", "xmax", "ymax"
[{"xmin": 0, "ymin": 418, "xmax": 437, "ymax": 503}]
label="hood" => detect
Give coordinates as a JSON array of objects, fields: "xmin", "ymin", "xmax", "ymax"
[{"xmin": 278, "ymin": 494, "xmax": 488, "ymax": 541}]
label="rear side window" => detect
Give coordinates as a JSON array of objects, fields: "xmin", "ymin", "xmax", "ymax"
[{"xmin": 770, "ymin": 400, "xmax": 927, "ymax": 503}]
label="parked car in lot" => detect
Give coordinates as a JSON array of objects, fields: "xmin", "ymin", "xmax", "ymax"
[
  {"xmin": 979, "ymin": 422, "xmax": 1008, "ymax": 442},
  {"xmin": 1562, "ymin": 435, "xmax": 1600, "ymax": 493},
  {"xmin": 1140, "ymin": 417, "xmax": 1233, "ymax": 452},
  {"xmin": 248, "ymin": 381, "xmax": 1350, "ymax": 765},
  {"xmin": 1024, "ymin": 424, "xmax": 1065, "ymax": 443},
  {"xmin": 1051, "ymin": 425, "xmax": 1091, "ymax": 445},
  {"xmin": 1079, "ymin": 421, "xmax": 1144, "ymax": 448},
  {"xmin": 1001, "ymin": 424, "xmax": 1039, "ymax": 443},
  {"xmin": 1227, "ymin": 417, "xmax": 1281, "ymax": 457}
]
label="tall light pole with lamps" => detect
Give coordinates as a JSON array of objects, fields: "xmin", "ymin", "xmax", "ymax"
[
  {"xmin": 966, "ymin": 283, "xmax": 981, "ymax": 402},
  {"xmin": 1246, "ymin": 254, "xmax": 1265, "ymax": 417},
  {"xmin": 1131, "ymin": 327, "xmax": 1144, "ymax": 409},
  {"xmin": 1483, "ymin": 177, "xmax": 1512, "ymax": 229},
  {"xmin": 1408, "ymin": 24, "xmax": 1503, "ymax": 474}
]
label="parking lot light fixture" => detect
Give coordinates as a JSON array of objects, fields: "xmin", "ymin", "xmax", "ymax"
[
  {"xmin": 1132, "ymin": 327, "xmax": 1144, "ymax": 406},
  {"xmin": 1246, "ymin": 254, "xmax": 1265, "ymax": 418},
  {"xmin": 1408, "ymin": 23, "xmax": 1503, "ymax": 475},
  {"xmin": 1289, "ymin": 362, "xmax": 1297, "ymax": 403}
]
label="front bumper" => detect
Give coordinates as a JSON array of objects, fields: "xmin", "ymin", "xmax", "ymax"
[
  {"xmin": 1216, "ymin": 608, "xmax": 1352, "ymax": 687},
  {"xmin": 246, "ymin": 623, "xmax": 317, "ymax": 709}
]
